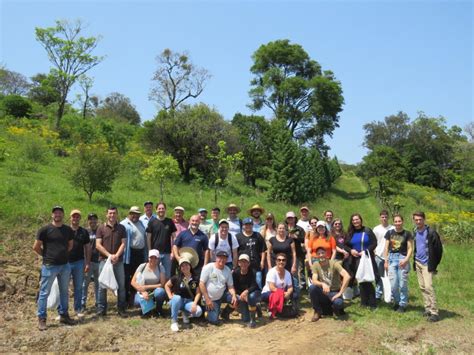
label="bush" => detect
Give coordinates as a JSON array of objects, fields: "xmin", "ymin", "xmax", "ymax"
[
  {"xmin": 1, "ymin": 95, "xmax": 32, "ymax": 118},
  {"xmin": 440, "ymin": 222, "xmax": 474, "ymax": 244}
]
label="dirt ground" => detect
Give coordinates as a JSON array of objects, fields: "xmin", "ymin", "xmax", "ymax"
[{"xmin": 1, "ymin": 255, "xmax": 473, "ymax": 354}]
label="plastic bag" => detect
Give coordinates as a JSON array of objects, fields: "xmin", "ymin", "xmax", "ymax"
[
  {"xmin": 382, "ymin": 270, "xmax": 392, "ymax": 303},
  {"xmin": 98, "ymin": 256, "xmax": 118, "ymax": 296},
  {"xmin": 46, "ymin": 277, "xmax": 60, "ymax": 309},
  {"xmin": 342, "ymin": 287, "xmax": 354, "ymax": 300},
  {"xmin": 355, "ymin": 250, "xmax": 375, "ymax": 283}
]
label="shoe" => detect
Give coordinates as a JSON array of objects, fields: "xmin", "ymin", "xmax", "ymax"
[
  {"xmin": 248, "ymin": 320, "xmax": 257, "ymax": 328},
  {"xmin": 397, "ymin": 306, "xmax": 406, "ymax": 313},
  {"xmin": 55, "ymin": 315, "xmax": 61, "ymax": 321},
  {"xmin": 170, "ymin": 322, "xmax": 180, "ymax": 332},
  {"xmin": 220, "ymin": 305, "xmax": 232, "ymax": 321},
  {"xmin": 422, "ymin": 310, "xmax": 431, "ymax": 317},
  {"xmin": 392, "ymin": 304, "xmax": 399, "ymax": 311},
  {"xmin": 38, "ymin": 318, "xmax": 47, "ymax": 331},
  {"xmin": 76, "ymin": 312, "xmax": 85, "ymax": 320},
  {"xmin": 428, "ymin": 314, "xmax": 440, "ymax": 322},
  {"xmin": 118, "ymin": 309, "xmax": 128, "ymax": 318},
  {"xmin": 95, "ymin": 311, "xmax": 107, "ymax": 318},
  {"xmin": 256, "ymin": 304, "xmax": 263, "ymax": 318},
  {"xmin": 182, "ymin": 313, "xmax": 190, "ymax": 324},
  {"xmin": 311, "ymin": 311, "xmax": 321, "ymax": 322},
  {"xmin": 59, "ymin": 314, "xmax": 76, "ymax": 325}
]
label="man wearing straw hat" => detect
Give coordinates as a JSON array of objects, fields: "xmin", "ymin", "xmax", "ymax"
[
  {"xmin": 225, "ymin": 203, "xmax": 243, "ymax": 238},
  {"xmin": 248, "ymin": 204, "xmax": 265, "ymax": 233}
]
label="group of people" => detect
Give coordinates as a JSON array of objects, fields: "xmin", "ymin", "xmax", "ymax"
[{"xmin": 34, "ymin": 202, "xmax": 443, "ymax": 331}]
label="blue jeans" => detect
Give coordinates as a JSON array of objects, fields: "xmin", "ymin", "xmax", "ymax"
[
  {"xmin": 169, "ymin": 294, "xmax": 203, "ymax": 322},
  {"xmin": 388, "ymin": 253, "xmax": 410, "ymax": 307},
  {"xmin": 206, "ymin": 291, "xmax": 231, "ymax": 324},
  {"xmin": 37, "ymin": 263, "xmax": 71, "ymax": 319},
  {"xmin": 160, "ymin": 253, "xmax": 172, "ymax": 280},
  {"xmin": 255, "ymin": 271, "xmax": 263, "ymax": 290},
  {"xmin": 238, "ymin": 290, "xmax": 261, "ymax": 322},
  {"xmin": 375, "ymin": 255, "xmax": 385, "ymax": 299},
  {"xmin": 261, "ymin": 289, "xmax": 298, "ymax": 303},
  {"xmin": 98, "ymin": 260, "xmax": 126, "ymax": 313},
  {"xmin": 69, "ymin": 259, "xmax": 85, "ymax": 313},
  {"xmin": 133, "ymin": 287, "xmax": 167, "ymax": 310},
  {"xmin": 81, "ymin": 261, "xmax": 100, "ymax": 310},
  {"xmin": 309, "ymin": 284, "xmax": 343, "ymax": 315}
]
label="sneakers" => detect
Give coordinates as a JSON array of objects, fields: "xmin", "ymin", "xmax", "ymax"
[
  {"xmin": 59, "ymin": 314, "xmax": 76, "ymax": 325},
  {"xmin": 248, "ymin": 320, "xmax": 257, "ymax": 328},
  {"xmin": 392, "ymin": 304, "xmax": 399, "ymax": 311},
  {"xmin": 118, "ymin": 308, "xmax": 128, "ymax": 318},
  {"xmin": 311, "ymin": 311, "xmax": 321, "ymax": 322},
  {"xmin": 170, "ymin": 322, "xmax": 179, "ymax": 332},
  {"xmin": 38, "ymin": 318, "xmax": 47, "ymax": 331},
  {"xmin": 422, "ymin": 310, "xmax": 431, "ymax": 317},
  {"xmin": 182, "ymin": 313, "xmax": 190, "ymax": 324},
  {"xmin": 76, "ymin": 312, "xmax": 85, "ymax": 320},
  {"xmin": 397, "ymin": 306, "xmax": 406, "ymax": 313},
  {"xmin": 428, "ymin": 314, "xmax": 440, "ymax": 322}
]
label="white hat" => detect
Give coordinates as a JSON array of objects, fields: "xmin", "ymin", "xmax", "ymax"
[
  {"xmin": 238, "ymin": 254, "xmax": 250, "ymax": 262},
  {"xmin": 149, "ymin": 249, "xmax": 160, "ymax": 258}
]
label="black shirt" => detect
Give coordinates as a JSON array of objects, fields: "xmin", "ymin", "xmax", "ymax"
[
  {"xmin": 87, "ymin": 228, "xmax": 99, "ymax": 263},
  {"xmin": 146, "ymin": 217, "xmax": 177, "ymax": 253},
  {"xmin": 68, "ymin": 226, "xmax": 90, "ymax": 263},
  {"xmin": 269, "ymin": 236, "xmax": 294, "ymax": 272},
  {"xmin": 169, "ymin": 273, "xmax": 200, "ymax": 299},
  {"xmin": 236, "ymin": 232, "xmax": 267, "ymax": 270},
  {"xmin": 232, "ymin": 267, "xmax": 258, "ymax": 294},
  {"xmin": 36, "ymin": 224, "xmax": 74, "ymax": 265},
  {"xmin": 385, "ymin": 229, "xmax": 413, "ymax": 255}
]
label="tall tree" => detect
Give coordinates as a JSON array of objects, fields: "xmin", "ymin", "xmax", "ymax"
[
  {"xmin": 141, "ymin": 150, "xmax": 180, "ymax": 201},
  {"xmin": 363, "ymin": 111, "xmax": 411, "ymax": 153},
  {"xmin": 35, "ymin": 19, "xmax": 104, "ymax": 129},
  {"xmin": 249, "ymin": 39, "xmax": 344, "ymax": 151},
  {"xmin": 77, "ymin": 75, "xmax": 94, "ymax": 119},
  {"xmin": 149, "ymin": 49, "xmax": 211, "ymax": 111},
  {"xmin": 0, "ymin": 67, "xmax": 30, "ymax": 96},
  {"xmin": 28, "ymin": 72, "xmax": 62, "ymax": 106},
  {"xmin": 96, "ymin": 92, "xmax": 141, "ymax": 125}
]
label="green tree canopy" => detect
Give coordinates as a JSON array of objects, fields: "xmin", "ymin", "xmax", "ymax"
[
  {"xmin": 0, "ymin": 67, "xmax": 30, "ymax": 96},
  {"xmin": 141, "ymin": 150, "xmax": 180, "ymax": 200},
  {"xmin": 96, "ymin": 92, "xmax": 141, "ymax": 125},
  {"xmin": 28, "ymin": 72, "xmax": 62, "ymax": 106}
]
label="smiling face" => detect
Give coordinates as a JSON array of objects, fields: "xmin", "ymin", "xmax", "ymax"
[
  {"xmin": 215, "ymin": 255, "xmax": 227, "ymax": 269},
  {"xmin": 189, "ymin": 215, "xmax": 201, "ymax": 231},
  {"xmin": 351, "ymin": 215, "xmax": 362, "ymax": 229},
  {"xmin": 106, "ymin": 208, "xmax": 118, "ymax": 224},
  {"xmin": 228, "ymin": 207, "xmax": 238, "ymax": 219},
  {"xmin": 144, "ymin": 203, "xmax": 153, "ymax": 216},
  {"xmin": 70, "ymin": 213, "xmax": 81, "ymax": 227},
  {"xmin": 51, "ymin": 209, "xmax": 64, "ymax": 223},
  {"xmin": 156, "ymin": 204, "xmax": 166, "ymax": 219},
  {"xmin": 325, "ymin": 211, "xmax": 333, "ymax": 223},
  {"xmin": 277, "ymin": 223, "xmax": 286, "ymax": 237},
  {"xmin": 393, "ymin": 215, "xmax": 404, "ymax": 230}
]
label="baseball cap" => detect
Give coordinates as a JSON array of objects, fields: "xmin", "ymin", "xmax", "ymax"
[
  {"xmin": 216, "ymin": 250, "xmax": 228, "ymax": 257},
  {"xmin": 285, "ymin": 211, "xmax": 296, "ymax": 219},
  {"xmin": 70, "ymin": 209, "xmax": 81, "ymax": 217},
  {"xmin": 87, "ymin": 213, "xmax": 98, "ymax": 220},
  {"xmin": 238, "ymin": 254, "xmax": 250, "ymax": 262},
  {"xmin": 300, "ymin": 206, "xmax": 310, "ymax": 211},
  {"xmin": 149, "ymin": 249, "xmax": 160, "ymax": 258},
  {"xmin": 316, "ymin": 221, "xmax": 326, "ymax": 228},
  {"xmin": 218, "ymin": 219, "xmax": 229, "ymax": 226},
  {"xmin": 198, "ymin": 208, "xmax": 208, "ymax": 213},
  {"xmin": 52, "ymin": 205, "xmax": 64, "ymax": 213},
  {"xmin": 129, "ymin": 206, "xmax": 141, "ymax": 214},
  {"xmin": 242, "ymin": 217, "xmax": 253, "ymax": 225},
  {"xmin": 143, "ymin": 201, "xmax": 153, "ymax": 206}
]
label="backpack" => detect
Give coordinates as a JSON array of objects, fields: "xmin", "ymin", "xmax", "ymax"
[{"xmin": 214, "ymin": 233, "xmax": 233, "ymax": 250}]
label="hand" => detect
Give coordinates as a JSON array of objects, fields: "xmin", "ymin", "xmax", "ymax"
[
  {"xmin": 231, "ymin": 295, "xmax": 238, "ymax": 308},
  {"xmin": 136, "ymin": 285, "xmax": 146, "ymax": 293},
  {"xmin": 110, "ymin": 254, "xmax": 118, "ymax": 264},
  {"xmin": 343, "ymin": 251, "xmax": 349, "ymax": 259},
  {"xmin": 384, "ymin": 261, "xmax": 389, "ymax": 271},
  {"xmin": 84, "ymin": 264, "xmax": 90, "ymax": 273},
  {"xmin": 283, "ymin": 291, "xmax": 291, "ymax": 300},
  {"xmin": 399, "ymin": 259, "xmax": 408, "ymax": 267},
  {"xmin": 205, "ymin": 298, "xmax": 214, "ymax": 310},
  {"xmin": 322, "ymin": 284, "xmax": 330, "ymax": 294},
  {"xmin": 141, "ymin": 291, "xmax": 149, "ymax": 301},
  {"xmin": 350, "ymin": 249, "xmax": 359, "ymax": 257},
  {"xmin": 260, "ymin": 262, "xmax": 265, "ymax": 271},
  {"xmin": 240, "ymin": 290, "xmax": 249, "ymax": 303},
  {"xmin": 169, "ymin": 254, "xmax": 173, "ymax": 261},
  {"xmin": 291, "ymin": 265, "xmax": 297, "ymax": 275},
  {"xmin": 331, "ymin": 292, "xmax": 342, "ymax": 302},
  {"xmin": 191, "ymin": 303, "xmax": 197, "ymax": 314}
]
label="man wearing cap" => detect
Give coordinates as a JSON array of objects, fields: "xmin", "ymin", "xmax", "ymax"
[
  {"xmin": 207, "ymin": 207, "xmax": 221, "ymax": 235},
  {"xmin": 198, "ymin": 208, "xmax": 213, "ymax": 236},
  {"xmin": 139, "ymin": 201, "xmax": 156, "ymax": 229},
  {"xmin": 199, "ymin": 250, "xmax": 238, "ymax": 325},
  {"xmin": 121, "ymin": 206, "xmax": 147, "ymax": 306},
  {"xmin": 68, "ymin": 209, "xmax": 91, "ymax": 319},
  {"xmin": 173, "ymin": 214, "xmax": 210, "ymax": 276},
  {"xmin": 172, "ymin": 206, "xmax": 188, "ymax": 237},
  {"xmin": 285, "ymin": 211, "xmax": 306, "ymax": 291},
  {"xmin": 297, "ymin": 206, "xmax": 311, "ymax": 233},
  {"xmin": 33, "ymin": 206, "xmax": 75, "ymax": 330},
  {"xmin": 96, "ymin": 206, "xmax": 127, "ymax": 317},
  {"xmin": 146, "ymin": 202, "xmax": 177, "ymax": 280},
  {"xmin": 81, "ymin": 213, "xmax": 100, "ymax": 313},
  {"xmin": 236, "ymin": 218, "xmax": 267, "ymax": 289},
  {"xmin": 226, "ymin": 203, "xmax": 243, "ymax": 238},
  {"xmin": 248, "ymin": 204, "xmax": 265, "ymax": 233},
  {"xmin": 209, "ymin": 219, "xmax": 239, "ymax": 268}
]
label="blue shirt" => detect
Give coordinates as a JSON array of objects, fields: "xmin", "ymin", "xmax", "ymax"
[
  {"xmin": 174, "ymin": 229, "xmax": 209, "ymax": 266},
  {"xmin": 415, "ymin": 228, "xmax": 429, "ymax": 265},
  {"xmin": 139, "ymin": 214, "xmax": 156, "ymax": 230},
  {"xmin": 350, "ymin": 231, "xmax": 370, "ymax": 252}
]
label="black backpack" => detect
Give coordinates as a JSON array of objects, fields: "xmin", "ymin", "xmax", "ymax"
[{"xmin": 213, "ymin": 233, "xmax": 233, "ymax": 250}]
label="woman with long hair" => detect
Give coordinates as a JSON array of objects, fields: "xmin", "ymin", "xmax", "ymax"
[
  {"xmin": 260, "ymin": 213, "xmax": 277, "ymax": 248},
  {"xmin": 306, "ymin": 221, "xmax": 336, "ymax": 269}
]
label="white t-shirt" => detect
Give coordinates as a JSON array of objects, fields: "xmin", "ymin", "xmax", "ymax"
[
  {"xmin": 227, "ymin": 218, "xmax": 242, "ymax": 237},
  {"xmin": 262, "ymin": 267, "xmax": 293, "ymax": 293},
  {"xmin": 208, "ymin": 233, "xmax": 239, "ymax": 262},
  {"xmin": 200, "ymin": 263, "xmax": 233, "ymax": 301},
  {"xmin": 297, "ymin": 219, "xmax": 311, "ymax": 233},
  {"xmin": 373, "ymin": 224, "xmax": 394, "ymax": 258}
]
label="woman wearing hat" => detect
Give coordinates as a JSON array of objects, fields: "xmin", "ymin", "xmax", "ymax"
[
  {"xmin": 130, "ymin": 249, "xmax": 167, "ymax": 316},
  {"xmin": 165, "ymin": 249, "xmax": 202, "ymax": 332},
  {"xmin": 306, "ymin": 220, "xmax": 337, "ymax": 269}
]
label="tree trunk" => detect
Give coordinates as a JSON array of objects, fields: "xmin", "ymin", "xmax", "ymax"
[{"xmin": 55, "ymin": 97, "xmax": 67, "ymax": 130}]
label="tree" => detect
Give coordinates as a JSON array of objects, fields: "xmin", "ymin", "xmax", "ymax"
[
  {"xmin": 1, "ymin": 95, "xmax": 32, "ymax": 118},
  {"xmin": 231, "ymin": 113, "xmax": 271, "ymax": 186},
  {"xmin": 0, "ymin": 67, "xmax": 30, "ymax": 96},
  {"xmin": 141, "ymin": 150, "xmax": 180, "ymax": 201},
  {"xmin": 249, "ymin": 39, "xmax": 344, "ymax": 151},
  {"xmin": 28, "ymin": 72, "xmax": 62, "ymax": 106},
  {"xmin": 149, "ymin": 49, "xmax": 211, "ymax": 111},
  {"xmin": 363, "ymin": 112, "xmax": 411, "ymax": 153},
  {"xmin": 77, "ymin": 75, "xmax": 94, "ymax": 119},
  {"xmin": 96, "ymin": 92, "xmax": 141, "ymax": 125},
  {"xmin": 68, "ymin": 143, "xmax": 120, "ymax": 202},
  {"xmin": 35, "ymin": 19, "xmax": 104, "ymax": 129}
]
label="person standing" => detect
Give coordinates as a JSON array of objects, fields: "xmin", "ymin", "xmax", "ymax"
[
  {"xmin": 34, "ymin": 205, "xmax": 75, "ymax": 330},
  {"xmin": 139, "ymin": 201, "xmax": 156, "ymax": 230},
  {"xmin": 226, "ymin": 203, "xmax": 242, "ymax": 237},
  {"xmin": 412, "ymin": 211, "xmax": 443, "ymax": 322},
  {"xmin": 248, "ymin": 204, "xmax": 265, "ymax": 233},
  {"xmin": 173, "ymin": 206, "xmax": 189, "ymax": 237},
  {"xmin": 297, "ymin": 206, "xmax": 311, "ymax": 233},
  {"xmin": 323, "ymin": 210, "xmax": 334, "ymax": 231},
  {"xmin": 285, "ymin": 211, "xmax": 306, "ymax": 290},
  {"xmin": 81, "ymin": 213, "xmax": 100, "ymax": 313},
  {"xmin": 146, "ymin": 202, "xmax": 177, "ymax": 280},
  {"xmin": 207, "ymin": 207, "xmax": 221, "ymax": 235},
  {"xmin": 95, "ymin": 207, "xmax": 127, "ymax": 317},
  {"xmin": 260, "ymin": 213, "xmax": 277, "ymax": 247},
  {"xmin": 121, "ymin": 206, "xmax": 147, "ymax": 306},
  {"xmin": 209, "ymin": 219, "xmax": 239, "ymax": 269},
  {"xmin": 198, "ymin": 208, "xmax": 213, "ymax": 236},
  {"xmin": 68, "ymin": 209, "xmax": 90, "ymax": 319},
  {"xmin": 373, "ymin": 210, "xmax": 394, "ymax": 301}
]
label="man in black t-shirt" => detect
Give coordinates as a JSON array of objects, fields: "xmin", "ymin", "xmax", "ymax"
[
  {"xmin": 33, "ymin": 205, "xmax": 75, "ymax": 331},
  {"xmin": 81, "ymin": 213, "xmax": 100, "ymax": 313},
  {"xmin": 146, "ymin": 202, "xmax": 177, "ymax": 280},
  {"xmin": 68, "ymin": 209, "xmax": 90, "ymax": 319}
]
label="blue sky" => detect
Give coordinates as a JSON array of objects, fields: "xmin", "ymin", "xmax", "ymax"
[{"xmin": 1, "ymin": 0, "xmax": 472, "ymax": 163}]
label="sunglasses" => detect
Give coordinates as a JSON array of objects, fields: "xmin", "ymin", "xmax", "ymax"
[{"xmin": 276, "ymin": 258, "xmax": 286, "ymax": 262}]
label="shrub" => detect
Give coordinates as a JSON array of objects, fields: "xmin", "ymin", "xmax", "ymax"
[
  {"xmin": 1, "ymin": 95, "xmax": 32, "ymax": 118},
  {"xmin": 440, "ymin": 222, "xmax": 474, "ymax": 244}
]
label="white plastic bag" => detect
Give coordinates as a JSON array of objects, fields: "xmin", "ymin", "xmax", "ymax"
[
  {"xmin": 355, "ymin": 250, "xmax": 375, "ymax": 283},
  {"xmin": 46, "ymin": 277, "xmax": 60, "ymax": 309},
  {"xmin": 382, "ymin": 270, "xmax": 392, "ymax": 303},
  {"xmin": 342, "ymin": 287, "xmax": 354, "ymax": 300},
  {"xmin": 98, "ymin": 256, "xmax": 118, "ymax": 296}
]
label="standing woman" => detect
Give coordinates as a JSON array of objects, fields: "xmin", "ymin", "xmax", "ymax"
[
  {"xmin": 267, "ymin": 223, "xmax": 297, "ymax": 276},
  {"xmin": 346, "ymin": 213, "xmax": 378, "ymax": 309},
  {"xmin": 306, "ymin": 221, "xmax": 336, "ymax": 269},
  {"xmin": 384, "ymin": 214, "xmax": 413, "ymax": 313},
  {"xmin": 260, "ymin": 213, "xmax": 277, "ymax": 248},
  {"xmin": 332, "ymin": 218, "xmax": 350, "ymax": 270}
]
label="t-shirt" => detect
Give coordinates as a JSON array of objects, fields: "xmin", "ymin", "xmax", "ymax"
[
  {"xmin": 199, "ymin": 220, "xmax": 213, "ymax": 236},
  {"xmin": 227, "ymin": 217, "xmax": 242, "ymax": 237},
  {"xmin": 232, "ymin": 267, "xmax": 258, "ymax": 294},
  {"xmin": 349, "ymin": 231, "xmax": 370, "ymax": 253},
  {"xmin": 136, "ymin": 262, "xmax": 164, "ymax": 285},
  {"xmin": 169, "ymin": 273, "xmax": 200, "ymax": 299},
  {"xmin": 174, "ymin": 229, "xmax": 209, "ymax": 267},
  {"xmin": 209, "ymin": 233, "xmax": 239, "ymax": 262},
  {"xmin": 307, "ymin": 235, "xmax": 336, "ymax": 259},
  {"xmin": 262, "ymin": 267, "xmax": 293, "ymax": 293},
  {"xmin": 200, "ymin": 263, "xmax": 233, "ymax": 301},
  {"xmin": 312, "ymin": 260, "xmax": 344, "ymax": 292},
  {"xmin": 373, "ymin": 224, "xmax": 394, "ymax": 258},
  {"xmin": 121, "ymin": 218, "xmax": 146, "ymax": 249},
  {"xmin": 174, "ymin": 219, "xmax": 189, "ymax": 237},
  {"xmin": 69, "ymin": 226, "xmax": 91, "ymax": 263},
  {"xmin": 36, "ymin": 224, "xmax": 74, "ymax": 265},
  {"xmin": 206, "ymin": 219, "xmax": 219, "ymax": 235},
  {"xmin": 252, "ymin": 219, "xmax": 264, "ymax": 233},
  {"xmin": 415, "ymin": 228, "xmax": 429, "ymax": 265},
  {"xmin": 87, "ymin": 228, "xmax": 99, "ymax": 263},
  {"xmin": 260, "ymin": 226, "xmax": 276, "ymax": 242},
  {"xmin": 96, "ymin": 223, "xmax": 127, "ymax": 261},
  {"xmin": 385, "ymin": 229, "xmax": 413, "ymax": 255},
  {"xmin": 297, "ymin": 219, "xmax": 311, "ymax": 233},
  {"xmin": 269, "ymin": 236, "xmax": 294, "ymax": 272},
  {"xmin": 146, "ymin": 217, "xmax": 177, "ymax": 254},
  {"xmin": 236, "ymin": 232, "xmax": 267, "ymax": 270}
]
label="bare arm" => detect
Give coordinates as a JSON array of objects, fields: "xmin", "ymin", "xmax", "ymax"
[
  {"xmin": 172, "ymin": 245, "xmax": 180, "ymax": 260},
  {"xmin": 232, "ymin": 248, "xmax": 238, "ymax": 268},
  {"xmin": 204, "ymin": 249, "xmax": 210, "ymax": 265},
  {"xmin": 267, "ymin": 244, "xmax": 273, "ymax": 270},
  {"xmin": 95, "ymin": 239, "xmax": 110, "ymax": 258},
  {"xmin": 67, "ymin": 240, "xmax": 73, "ymax": 252},
  {"xmin": 291, "ymin": 242, "xmax": 297, "ymax": 273},
  {"xmin": 33, "ymin": 240, "xmax": 43, "ymax": 256},
  {"xmin": 146, "ymin": 232, "xmax": 152, "ymax": 251}
]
